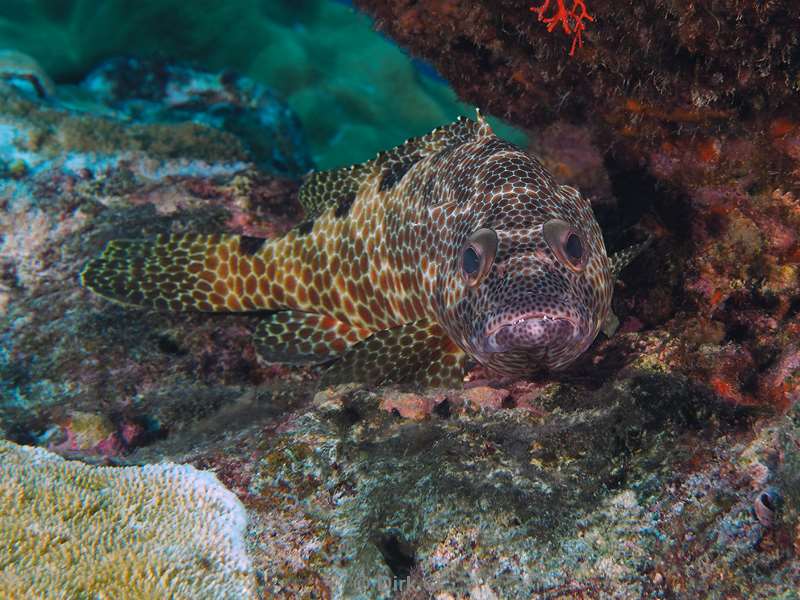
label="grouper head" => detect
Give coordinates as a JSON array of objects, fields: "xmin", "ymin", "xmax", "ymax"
[{"xmin": 433, "ymin": 130, "xmax": 614, "ymax": 378}]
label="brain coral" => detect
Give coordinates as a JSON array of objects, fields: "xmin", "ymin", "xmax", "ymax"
[{"xmin": 0, "ymin": 440, "xmax": 256, "ymax": 599}]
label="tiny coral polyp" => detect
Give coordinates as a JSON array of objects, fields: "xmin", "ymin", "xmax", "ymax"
[{"xmin": 530, "ymin": 0, "xmax": 594, "ymax": 56}]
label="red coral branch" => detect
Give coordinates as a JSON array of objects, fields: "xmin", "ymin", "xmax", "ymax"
[{"xmin": 530, "ymin": 0, "xmax": 594, "ymax": 56}]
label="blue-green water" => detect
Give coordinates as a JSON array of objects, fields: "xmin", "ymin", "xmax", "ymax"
[{"xmin": 0, "ymin": 0, "xmax": 525, "ymax": 168}]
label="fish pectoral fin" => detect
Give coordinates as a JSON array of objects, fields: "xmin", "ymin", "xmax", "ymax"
[
  {"xmin": 601, "ymin": 309, "xmax": 620, "ymax": 337},
  {"xmin": 321, "ymin": 319, "xmax": 466, "ymax": 388},
  {"xmin": 610, "ymin": 235, "xmax": 653, "ymax": 279},
  {"xmin": 254, "ymin": 311, "xmax": 371, "ymax": 365},
  {"xmin": 81, "ymin": 233, "xmax": 276, "ymax": 312}
]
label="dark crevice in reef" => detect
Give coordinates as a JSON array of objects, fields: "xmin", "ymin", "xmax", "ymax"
[
  {"xmin": 376, "ymin": 533, "xmax": 417, "ymax": 580},
  {"xmin": 433, "ymin": 398, "xmax": 451, "ymax": 419},
  {"xmin": 602, "ymin": 155, "xmax": 692, "ymax": 247},
  {"xmin": 339, "ymin": 404, "xmax": 362, "ymax": 428}
]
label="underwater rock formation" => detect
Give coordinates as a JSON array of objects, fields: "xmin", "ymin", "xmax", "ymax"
[
  {"xmin": 145, "ymin": 378, "xmax": 800, "ymax": 598},
  {"xmin": 0, "ymin": 439, "xmax": 255, "ymax": 598},
  {"xmin": 0, "ymin": 35, "xmax": 798, "ymax": 598}
]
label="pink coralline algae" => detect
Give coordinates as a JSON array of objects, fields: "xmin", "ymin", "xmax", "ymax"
[{"xmin": 530, "ymin": 0, "xmax": 594, "ymax": 56}]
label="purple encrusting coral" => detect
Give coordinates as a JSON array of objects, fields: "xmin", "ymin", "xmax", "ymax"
[{"xmin": 1, "ymin": 23, "xmax": 799, "ymax": 597}]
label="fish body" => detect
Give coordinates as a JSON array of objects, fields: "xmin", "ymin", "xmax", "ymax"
[{"xmin": 81, "ymin": 113, "xmax": 620, "ymax": 386}]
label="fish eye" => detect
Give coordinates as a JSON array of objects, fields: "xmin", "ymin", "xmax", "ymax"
[
  {"xmin": 461, "ymin": 228, "xmax": 497, "ymax": 286},
  {"xmin": 543, "ymin": 219, "xmax": 586, "ymax": 272},
  {"xmin": 463, "ymin": 247, "xmax": 481, "ymax": 275},
  {"xmin": 565, "ymin": 233, "xmax": 583, "ymax": 263}
]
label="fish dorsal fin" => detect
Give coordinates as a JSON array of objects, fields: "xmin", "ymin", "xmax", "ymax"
[
  {"xmin": 297, "ymin": 163, "xmax": 369, "ymax": 221},
  {"xmin": 297, "ymin": 110, "xmax": 491, "ymax": 219}
]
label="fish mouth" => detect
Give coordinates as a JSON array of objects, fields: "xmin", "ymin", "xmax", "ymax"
[{"xmin": 482, "ymin": 312, "xmax": 580, "ymax": 355}]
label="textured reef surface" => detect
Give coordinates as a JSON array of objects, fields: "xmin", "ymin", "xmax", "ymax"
[
  {"xmin": 1, "ymin": 0, "xmax": 800, "ymax": 594},
  {"xmin": 0, "ymin": 439, "xmax": 255, "ymax": 598}
]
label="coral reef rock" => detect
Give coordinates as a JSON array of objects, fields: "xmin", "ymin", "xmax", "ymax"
[
  {"xmin": 1, "ymin": 39, "xmax": 799, "ymax": 598},
  {"xmin": 0, "ymin": 439, "xmax": 256, "ymax": 599},
  {"xmin": 143, "ymin": 379, "xmax": 800, "ymax": 598}
]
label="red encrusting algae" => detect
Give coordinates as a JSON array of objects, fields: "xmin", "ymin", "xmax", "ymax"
[{"xmin": 530, "ymin": 0, "xmax": 594, "ymax": 56}]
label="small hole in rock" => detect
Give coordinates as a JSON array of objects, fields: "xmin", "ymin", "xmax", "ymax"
[
  {"xmin": 341, "ymin": 405, "xmax": 361, "ymax": 426},
  {"xmin": 155, "ymin": 334, "xmax": 186, "ymax": 356},
  {"xmin": 376, "ymin": 534, "xmax": 416, "ymax": 580},
  {"xmin": 434, "ymin": 399, "xmax": 451, "ymax": 418}
]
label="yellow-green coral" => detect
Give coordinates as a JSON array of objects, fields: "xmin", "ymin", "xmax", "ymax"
[{"xmin": 0, "ymin": 440, "xmax": 256, "ymax": 599}]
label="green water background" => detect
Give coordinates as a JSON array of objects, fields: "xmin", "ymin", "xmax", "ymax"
[{"xmin": 0, "ymin": 0, "xmax": 526, "ymax": 168}]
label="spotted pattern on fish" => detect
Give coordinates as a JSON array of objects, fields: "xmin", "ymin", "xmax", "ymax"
[{"xmin": 81, "ymin": 112, "xmax": 628, "ymax": 386}]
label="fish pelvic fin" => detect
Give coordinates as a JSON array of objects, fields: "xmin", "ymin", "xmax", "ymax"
[
  {"xmin": 254, "ymin": 310, "xmax": 372, "ymax": 365},
  {"xmin": 321, "ymin": 319, "xmax": 466, "ymax": 388}
]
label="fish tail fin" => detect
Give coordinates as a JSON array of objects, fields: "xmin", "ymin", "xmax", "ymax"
[{"xmin": 80, "ymin": 233, "xmax": 280, "ymax": 312}]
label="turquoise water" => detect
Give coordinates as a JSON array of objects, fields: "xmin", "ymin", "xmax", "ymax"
[{"xmin": 0, "ymin": 0, "xmax": 525, "ymax": 168}]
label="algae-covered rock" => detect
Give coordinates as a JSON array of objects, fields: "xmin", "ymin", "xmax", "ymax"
[
  {"xmin": 150, "ymin": 374, "xmax": 799, "ymax": 598},
  {"xmin": 0, "ymin": 52, "xmax": 312, "ymax": 177},
  {"xmin": 0, "ymin": 439, "xmax": 256, "ymax": 599}
]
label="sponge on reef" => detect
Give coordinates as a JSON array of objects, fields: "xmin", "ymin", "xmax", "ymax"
[{"xmin": 0, "ymin": 440, "xmax": 256, "ymax": 599}]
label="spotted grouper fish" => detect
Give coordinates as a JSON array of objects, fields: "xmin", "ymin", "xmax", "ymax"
[{"xmin": 81, "ymin": 112, "xmax": 642, "ymax": 387}]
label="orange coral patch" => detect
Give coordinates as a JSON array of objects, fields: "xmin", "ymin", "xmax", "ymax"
[{"xmin": 770, "ymin": 118, "xmax": 797, "ymax": 138}]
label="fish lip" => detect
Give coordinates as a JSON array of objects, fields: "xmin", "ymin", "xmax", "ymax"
[
  {"xmin": 484, "ymin": 312, "xmax": 577, "ymax": 339},
  {"xmin": 481, "ymin": 312, "xmax": 579, "ymax": 354}
]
